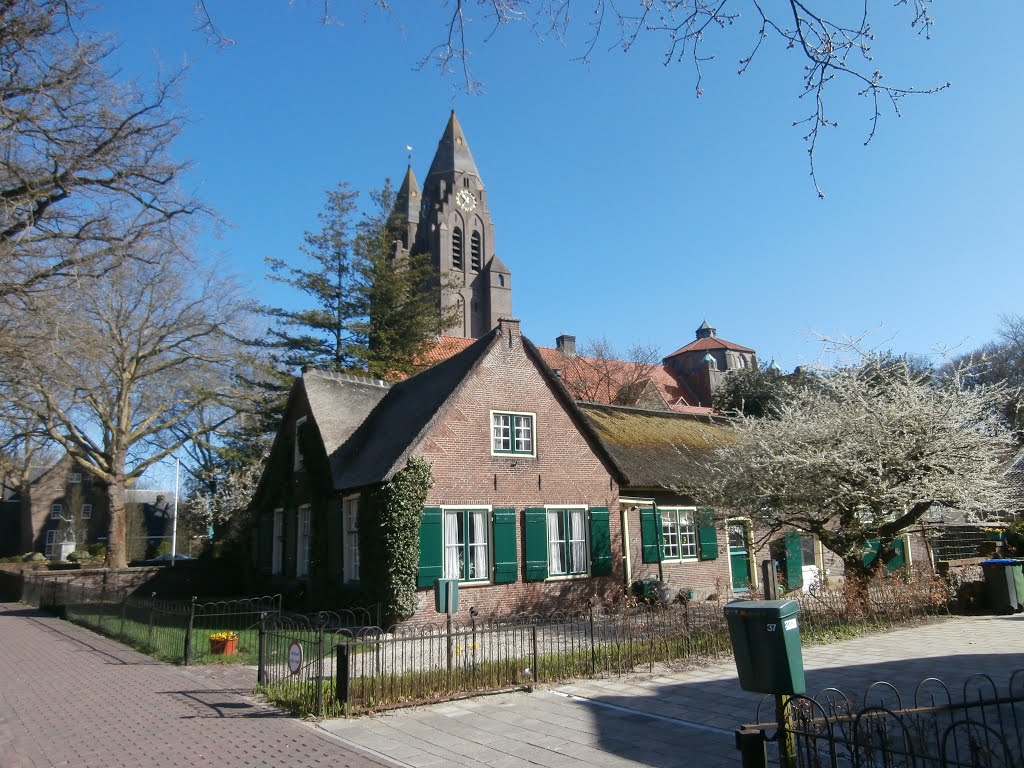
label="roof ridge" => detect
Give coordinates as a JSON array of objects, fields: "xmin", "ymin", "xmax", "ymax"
[{"xmin": 303, "ymin": 369, "xmax": 391, "ymax": 389}]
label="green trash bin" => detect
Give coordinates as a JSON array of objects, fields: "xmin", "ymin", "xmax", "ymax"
[
  {"xmin": 980, "ymin": 560, "xmax": 1020, "ymax": 614},
  {"xmin": 724, "ymin": 599, "xmax": 806, "ymax": 695}
]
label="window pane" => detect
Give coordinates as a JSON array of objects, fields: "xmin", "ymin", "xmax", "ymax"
[
  {"xmin": 679, "ymin": 510, "xmax": 697, "ymax": 558},
  {"xmin": 568, "ymin": 510, "xmax": 587, "ymax": 573},
  {"xmin": 492, "ymin": 414, "xmax": 511, "ymax": 451},
  {"xmin": 444, "ymin": 511, "xmax": 463, "ymax": 579},
  {"xmin": 468, "ymin": 510, "xmax": 488, "ymax": 580},
  {"xmin": 514, "ymin": 415, "xmax": 533, "ymax": 453},
  {"xmin": 547, "ymin": 510, "xmax": 566, "ymax": 574},
  {"xmin": 663, "ymin": 512, "xmax": 679, "ymax": 559}
]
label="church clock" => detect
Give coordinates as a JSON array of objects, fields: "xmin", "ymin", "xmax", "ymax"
[{"xmin": 456, "ymin": 189, "xmax": 477, "ymax": 212}]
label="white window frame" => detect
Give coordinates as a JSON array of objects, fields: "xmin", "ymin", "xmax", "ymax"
[
  {"xmin": 45, "ymin": 530, "xmax": 59, "ymax": 558},
  {"xmin": 661, "ymin": 507, "xmax": 698, "ymax": 561},
  {"xmin": 544, "ymin": 505, "xmax": 589, "ymax": 577},
  {"xmin": 294, "ymin": 415, "xmax": 308, "ymax": 471},
  {"xmin": 490, "ymin": 410, "xmax": 536, "ymax": 457},
  {"xmin": 271, "ymin": 508, "xmax": 284, "ymax": 576},
  {"xmin": 50, "ymin": 503, "xmax": 62, "ymax": 521},
  {"xmin": 343, "ymin": 495, "xmax": 360, "ymax": 583},
  {"xmin": 297, "ymin": 505, "xmax": 311, "ymax": 579},
  {"xmin": 68, "ymin": 472, "xmax": 82, "ymax": 484},
  {"xmin": 442, "ymin": 505, "xmax": 492, "ymax": 583},
  {"xmin": 81, "ymin": 503, "xmax": 93, "ymax": 520}
]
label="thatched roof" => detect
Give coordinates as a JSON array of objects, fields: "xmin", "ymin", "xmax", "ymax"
[{"xmin": 578, "ymin": 403, "xmax": 733, "ymax": 493}]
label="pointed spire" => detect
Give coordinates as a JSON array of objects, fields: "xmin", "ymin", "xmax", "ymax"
[
  {"xmin": 394, "ymin": 164, "xmax": 420, "ymax": 224},
  {"xmin": 426, "ymin": 110, "xmax": 481, "ymax": 181},
  {"xmin": 696, "ymin": 319, "xmax": 716, "ymax": 340}
]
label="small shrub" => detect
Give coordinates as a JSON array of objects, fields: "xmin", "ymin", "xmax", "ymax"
[
  {"xmin": 66, "ymin": 550, "xmax": 93, "ymax": 562},
  {"xmin": 87, "ymin": 543, "xmax": 107, "ymax": 559},
  {"xmin": 23, "ymin": 552, "xmax": 47, "ymax": 562}
]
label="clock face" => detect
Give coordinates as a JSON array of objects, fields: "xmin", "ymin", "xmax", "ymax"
[{"xmin": 456, "ymin": 189, "xmax": 477, "ymax": 212}]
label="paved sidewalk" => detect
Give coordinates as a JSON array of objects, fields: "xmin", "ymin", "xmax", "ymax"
[
  {"xmin": 0, "ymin": 602, "xmax": 400, "ymax": 768},
  {"xmin": 321, "ymin": 614, "xmax": 1024, "ymax": 768}
]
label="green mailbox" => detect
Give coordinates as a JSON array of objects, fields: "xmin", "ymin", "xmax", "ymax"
[
  {"xmin": 434, "ymin": 578, "xmax": 459, "ymax": 614},
  {"xmin": 724, "ymin": 599, "xmax": 805, "ymax": 695}
]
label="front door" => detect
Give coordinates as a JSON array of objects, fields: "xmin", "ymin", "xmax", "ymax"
[{"xmin": 728, "ymin": 522, "xmax": 751, "ymax": 592}]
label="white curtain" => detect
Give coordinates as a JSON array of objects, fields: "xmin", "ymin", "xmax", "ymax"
[
  {"xmin": 569, "ymin": 510, "xmax": 586, "ymax": 573},
  {"xmin": 444, "ymin": 511, "xmax": 461, "ymax": 579},
  {"xmin": 470, "ymin": 510, "xmax": 488, "ymax": 580},
  {"xmin": 547, "ymin": 511, "xmax": 564, "ymax": 574}
]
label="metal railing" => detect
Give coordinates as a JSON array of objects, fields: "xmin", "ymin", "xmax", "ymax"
[
  {"xmin": 257, "ymin": 575, "xmax": 950, "ymax": 718},
  {"xmin": 20, "ymin": 575, "xmax": 281, "ymax": 664},
  {"xmin": 737, "ymin": 671, "xmax": 1024, "ymax": 767}
]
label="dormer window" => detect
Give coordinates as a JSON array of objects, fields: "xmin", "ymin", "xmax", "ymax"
[
  {"xmin": 471, "ymin": 231, "xmax": 482, "ymax": 271},
  {"xmin": 452, "ymin": 227, "xmax": 464, "ymax": 270}
]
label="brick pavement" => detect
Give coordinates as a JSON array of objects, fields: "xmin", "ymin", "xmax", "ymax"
[{"xmin": 0, "ymin": 602, "xmax": 400, "ymax": 768}]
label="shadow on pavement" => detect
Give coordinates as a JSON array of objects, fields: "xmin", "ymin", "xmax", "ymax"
[{"xmin": 579, "ymin": 652, "xmax": 1024, "ymax": 767}]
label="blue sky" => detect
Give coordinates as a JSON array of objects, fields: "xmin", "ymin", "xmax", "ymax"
[{"xmin": 90, "ymin": 2, "xmax": 1021, "ymax": 373}]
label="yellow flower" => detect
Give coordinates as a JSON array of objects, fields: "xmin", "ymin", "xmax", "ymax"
[{"xmin": 210, "ymin": 631, "xmax": 237, "ymax": 641}]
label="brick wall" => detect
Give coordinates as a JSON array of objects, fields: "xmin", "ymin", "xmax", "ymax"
[{"xmin": 406, "ymin": 321, "xmax": 622, "ymax": 624}]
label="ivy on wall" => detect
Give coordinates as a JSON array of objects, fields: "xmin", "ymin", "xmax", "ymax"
[{"xmin": 371, "ymin": 457, "xmax": 433, "ymax": 625}]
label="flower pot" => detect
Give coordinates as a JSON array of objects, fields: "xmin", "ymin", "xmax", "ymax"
[{"xmin": 209, "ymin": 636, "xmax": 238, "ymax": 655}]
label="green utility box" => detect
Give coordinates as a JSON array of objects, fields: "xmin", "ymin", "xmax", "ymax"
[
  {"xmin": 433, "ymin": 578, "xmax": 459, "ymax": 614},
  {"xmin": 980, "ymin": 560, "xmax": 1022, "ymax": 614},
  {"xmin": 724, "ymin": 599, "xmax": 806, "ymax": 695}
]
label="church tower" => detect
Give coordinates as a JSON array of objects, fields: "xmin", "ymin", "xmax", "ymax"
[{"xmin": 402, "ymin": 111, "xmax": 512, "ymax": 339}]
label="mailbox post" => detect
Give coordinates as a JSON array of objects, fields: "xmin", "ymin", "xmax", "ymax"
[{"xmin": 725, "ymin": 599, "xmax": 805, "ymax": 768}]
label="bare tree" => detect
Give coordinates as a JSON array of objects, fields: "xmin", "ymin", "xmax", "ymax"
[
  {"xmin": 559, "ymin": 335, "xmax": 661, "ymax": 405},
  {"xmin": 712, "ymin": 349, "xmax": 1015, "ymax": 603},
  {"xmin": 2, "ymin": 247, "xmax": 250, "ymax": 568},
  {"xmin": 1, "ymin": 0, "xmax": 203, "ymax": 300},
  {"xmin": 194, "ymin": 1, "xmax": 947, "ymax": 196}
]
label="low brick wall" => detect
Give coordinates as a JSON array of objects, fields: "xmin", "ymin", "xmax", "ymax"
[{"xmin": 0, "ymin": 562, "xmax": 244, "ymax": 602}]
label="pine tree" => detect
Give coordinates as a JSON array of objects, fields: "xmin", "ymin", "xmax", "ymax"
[
  {"xmin": 263, "ymin": 182, "xmax": 360, "ymax": 373},
  {"xmin": 351, "ymin": 181, "xmax": 457, "ymax": 380}
]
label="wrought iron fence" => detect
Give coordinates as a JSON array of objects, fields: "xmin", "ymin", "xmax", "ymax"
[
  {"xmin": 257, "ymin": 576, "xmax": 949, "ymax": 718},
  {"xmin": 738, "ymin": 671, "xmax": 1024, "ymax": 767},
  {"xmin": 19, "ymin": 575, "xmax": 282, "ymax": 664}
]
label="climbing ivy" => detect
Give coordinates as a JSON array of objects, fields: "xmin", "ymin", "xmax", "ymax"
[{"xmin": 372, "ymin": 457, "xmax": 433, "ymax": 625}]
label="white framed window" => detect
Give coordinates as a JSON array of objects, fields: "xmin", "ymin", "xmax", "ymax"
[
  {"xmin": 343, "ymin": 496, "xmax": 360, "ymax": 583},
  {"xmin": 45, "ymin": 530, "xmax": 59, "ymax": 558},
  {"xmin": 271, "ymin": 508, "xmax": 283, "ymax": 576},
  {"xmin": 81, "ymin": 504, "xmax": 93, "ymax": 520},
  {"xmin": 294, "ymin": 416, "xmax": 308, "ymax": 471},
  {"xmin": 546, "ymin": 507, "xmax": 588, "ymax": 576},
  {"xmin": 297, "ymin": 505, "xmax": 311, "ymax": 578},
  {"xmin": 443, "ymin": 507, "xmax": 490, "ymax": 582},
  {"xmin": 661, "ymin": 507, "xmax": 697, "ymax": 560},
  {"xmin": 491, "ymin": 411, "xmax": 535, "ymax": 456},
  {"xmin": 68, "ymin": 472, "xmax": 82, "ymax": 484},
  {"xmin": 50, "ymin": 503, "xmax": 62, "ymax": 520}
]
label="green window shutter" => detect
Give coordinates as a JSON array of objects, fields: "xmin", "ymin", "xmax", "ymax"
[
  {"xmin": 589, "ymin": 507, "xmax": 612, "ymax": 576},
  {"xmin": 784, "ymin": 531, "xmax": 803, "ymax": 590},
  {"xmin": 417, "ymin": 507, "xmax": 443, "ymax": 588},
  {"xmin": 258, "ymin": 512, "xmax": 273, "ymax": 573},
  {"xmin": 492, "ymin": 508, "xmax": 518, "ymax": 584},
  {"xmin": 889, "ymin": 538, "xmax": 906, "ymax": 572},
  {"xmin": 326, "ymin": 499, "xmax": 342, "ymax": 582},
  {"xmin": 697, "ymin": 508, "xmax": 718, "ymax": 561},
  {"xmin": 640, "ymin": 507, "xmax": 662, "ymax": 563},
  {"xmin": 524, "ymin": 507, "xmax": 548, "ymax": 581},
  {"xmin": 862, "ymin": 539, "xmax": 880, "ymax": 568}
]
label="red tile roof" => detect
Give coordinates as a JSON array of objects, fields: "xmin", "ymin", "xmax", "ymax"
[
  {"xmin": 417, "ymin": 336, "xmax": 713, "ymax": 414},
  {"xmin": 664, "ymin": 336, "xmax": 756, "ymax": 358}
]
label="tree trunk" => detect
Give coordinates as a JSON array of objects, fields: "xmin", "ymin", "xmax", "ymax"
[
  {"xmin": 841, "ymin": 557, "xmax": 882, "ymax": 620},
  {"xmin": 105, "ymin": 476, "xmax": 128, "ymax": 569}
]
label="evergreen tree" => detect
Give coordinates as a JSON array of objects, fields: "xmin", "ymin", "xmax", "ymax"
[
  {"xmin": 351, "ymin": 181, "xmax": 457, "ymax": 380},
  {"xmin": 263, "ymin": 182, "xmax": 361, "ymax": 373}
]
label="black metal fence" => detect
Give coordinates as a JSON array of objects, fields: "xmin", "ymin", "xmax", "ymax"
[
  {"xmin": 737, "ymin": 672, "xmax": 1024, "ymax": 767},
  {"xmin": 257, "ymin": 575, "xmax": 950, "ymax": 718},
  {"xmin": 20, "ymin": 576, "xmax": 281, "ymax": 665}
]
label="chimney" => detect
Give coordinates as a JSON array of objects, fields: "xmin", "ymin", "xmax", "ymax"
[
  {"xmin": 555, "ymin": 334, "xmax": 576, "ymax": 357},
  {"xmin": 497, "ymin": 317, "xmax": 521, "ymax": 345}
]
